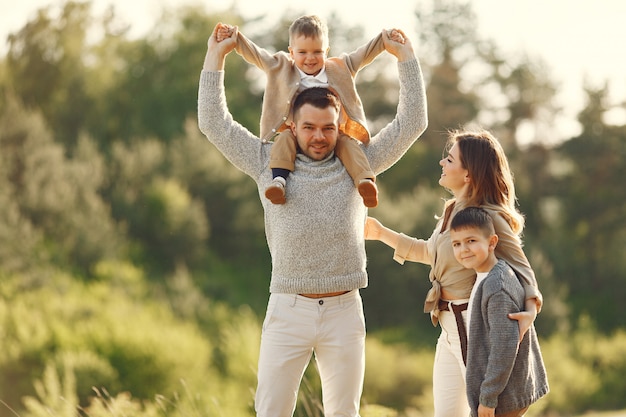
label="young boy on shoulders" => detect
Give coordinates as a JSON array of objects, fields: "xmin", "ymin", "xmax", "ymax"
[
  {"xmin": 450, "ymin": 206, "xmax": 549, "ymax": 417},
  {"xmin": 216, "ymin": 15, "xmax": 405, "ymax": 207}
]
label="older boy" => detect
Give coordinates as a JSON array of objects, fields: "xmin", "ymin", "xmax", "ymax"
[{"xmin": 450, "ymin": 207, "xmax": 549, "ymax": 417}]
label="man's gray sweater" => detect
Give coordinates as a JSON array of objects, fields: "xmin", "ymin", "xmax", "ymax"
[{"xmin": 197, "ymin": 59, "xmax": 427, "ymax": 294}]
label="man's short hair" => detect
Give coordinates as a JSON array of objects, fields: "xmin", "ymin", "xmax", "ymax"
[
  {"xmin": 450, "ymin": 206, "xmax": 495, "ymax": 236},
  {"xmin": 292, "ymin": 87, "xmax": 341, "ymax": 118}
]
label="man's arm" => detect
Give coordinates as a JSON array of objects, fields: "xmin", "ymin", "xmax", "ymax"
[
  {"xmin": 198, "ymin": 24, "xmax": 267, "ymax": 179},
  {"xmin": 365, "ymin": 30, "xmax": 428, "ymax": 174}
]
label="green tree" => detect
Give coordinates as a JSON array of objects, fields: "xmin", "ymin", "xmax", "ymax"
[
  {"xmin": 550, "ymin": 85, "xmax": 626, "ymax": 331},
  {"xmin": 0, "ymin": 94, "xmax": 122, "ymax": 274},
  {"xmin": 5, "ymin": 1, "xmax": 96, "ymax": 148}
]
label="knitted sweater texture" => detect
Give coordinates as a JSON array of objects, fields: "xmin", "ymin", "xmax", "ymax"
[
  {"xmin": 197, "ymin": 59, "xmax": 427, "ymax": 294},
  {"xmin": 466, "ymin": 259, "xmax": 549, "ymax": 416}
]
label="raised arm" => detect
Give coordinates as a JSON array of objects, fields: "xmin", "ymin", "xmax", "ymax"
[
  {"xmin": 203, "ymin": 23, "xmax": 238, "ymax": 71},
  {"xmin": 198, "ymin": 24, "xmax": 267, "ymax": 179},
  {"xmin": 365, "ymin": 31, "xmax": 428, "ymax": 174}
]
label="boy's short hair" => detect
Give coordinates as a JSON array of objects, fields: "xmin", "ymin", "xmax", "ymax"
[
  {"xmin": 289, "ymin": 15, "xmax": 329, "ymax": 46},
  {"xmin": 292, "ymin": 87, "xmax": 341, "ymax": 119},
  {"xmin": 450, "ymin": 206, "xmax": 495, "ymax": 236}
]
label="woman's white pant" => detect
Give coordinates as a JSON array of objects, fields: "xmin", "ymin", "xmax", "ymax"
[
  {"xmin": 433, "ymin": 302, "xmax": 471, "ymax": 417},
  {"xmin": 255, "ymin": 291, "xmax": 366, "ymax": 417}
]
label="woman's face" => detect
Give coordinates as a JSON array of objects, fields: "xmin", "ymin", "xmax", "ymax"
[{"xmin": 439, "ymin": 142, "xmax": 469, "ymax": 194}]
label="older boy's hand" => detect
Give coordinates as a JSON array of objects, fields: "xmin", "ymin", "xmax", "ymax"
[{"xmin": 478, "ymin": 404, "xmax": 495, "ymax": 417}]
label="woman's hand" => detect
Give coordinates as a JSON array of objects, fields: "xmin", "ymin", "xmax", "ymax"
[
  {"xmin": 508, "ymin": 298, "xmax": 538, "ymax": 342},
  {"xmin": 364, "ymin": 216, "xmax": 383, "ymax": 241}
]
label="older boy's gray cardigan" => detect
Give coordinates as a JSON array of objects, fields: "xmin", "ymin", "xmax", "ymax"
[
  {"xmin": 466, "ymin": 259, "xmax": 549, "ymax": 416},
  {"xmin": 197, "ymin": 59, "xmax": 427, "ymax": 295}
]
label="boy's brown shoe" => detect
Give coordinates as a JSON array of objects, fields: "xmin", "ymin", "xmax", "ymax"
[
  {"xmin": 265, "ymin": 178, "xmax": 286, "ymax": 204},
  {"xmin": 358, "ymin": 179, "xmax": 378, "ymax": 208}
]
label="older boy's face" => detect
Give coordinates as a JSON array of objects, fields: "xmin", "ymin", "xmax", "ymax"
[
  {"xmin": 451, "ymin": 227, "xmax": 498, "ymax": 273},
  {"xmin": 289, "ymin": 35, "xmax": 328, "ymax": 76},
  {"xmin": 290, "ymin": 103, "xmax": 339, "ymax": 161}
]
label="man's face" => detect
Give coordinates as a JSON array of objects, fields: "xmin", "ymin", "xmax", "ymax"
[
  {"xmin": 288, "ymin": 34, "xmax": 328, "ymax": 76},
  {"xmin": 290, "ymin": 103, "xmax": 339, "ymax": 161}
]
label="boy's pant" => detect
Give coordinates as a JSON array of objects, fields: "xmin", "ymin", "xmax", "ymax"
[
  {"xmin": 255, "ymin": 290, "xmax": 366, "ymax": 417},
  {"xmin": 433, "ymin": 301, "xmax": 471, "ymax": 417},
  {"xmin": 270, "ymin": 130, "xmax": 375, "ymax": 185}
]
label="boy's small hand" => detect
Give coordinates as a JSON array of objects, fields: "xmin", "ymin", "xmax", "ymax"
[
  {"xmin": 387, "ymin": 28, "xmax": 405, "ymax": 44},
  {"xmin": 216, "ymin": 23, "xmax": 235, "ymax": 42}
]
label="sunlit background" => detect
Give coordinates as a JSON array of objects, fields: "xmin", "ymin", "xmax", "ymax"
[
  {"xmin": 3, "ymin": 0, "xmax": 626, "ymax": 141},
  {"xmin": 1, "ymin": 1, "xmax": 625, "ymax": 416}
]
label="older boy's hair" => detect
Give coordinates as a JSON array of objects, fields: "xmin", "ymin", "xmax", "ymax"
[
  {"xmin": 289, "ymin": 15, "xmax": 329, "ymax": 45},
  {"xmin": 450, "ymin": 206, "xmax": 495, "ymax": 236},
  {"xmin": 292, "ymin": 87, "xmax": 341, "ymax": 119}
]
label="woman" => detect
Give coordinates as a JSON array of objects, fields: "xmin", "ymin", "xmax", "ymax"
[{"xmin": 365, "ymin": 129, "xmax": 542, "ymax": 417}]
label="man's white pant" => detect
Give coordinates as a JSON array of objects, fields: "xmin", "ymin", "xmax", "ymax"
[
  {"xmin": 433, "ymin": 302, "xmax": 471, "ymax": 417},
  {"xmin": 255, "ymin": 290, "xmax": 366, "ymax": 417}
]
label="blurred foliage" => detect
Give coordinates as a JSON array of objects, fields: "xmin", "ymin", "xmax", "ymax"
[{"xmin": 0, "ymin": 0, "xmax": 625, "ymax": 415}]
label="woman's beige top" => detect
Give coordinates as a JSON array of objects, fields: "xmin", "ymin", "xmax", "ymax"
[{"xmin": 393, "ymin": 202, "xmax": 543, "ymax": 326}]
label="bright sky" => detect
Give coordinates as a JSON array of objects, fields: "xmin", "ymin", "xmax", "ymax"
[{"xmin": 2, "ymin": 0, "xmax": 625, "ymax": 143}]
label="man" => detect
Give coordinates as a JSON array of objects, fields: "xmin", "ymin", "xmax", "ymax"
[{"xmin": 197, "ymin": 22, "xmax": 427, "ymax": 417}]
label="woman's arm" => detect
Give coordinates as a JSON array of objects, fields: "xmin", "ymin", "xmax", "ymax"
[
  {"xmin": 488, "ymin": 209, "xmax": 542, "ymax": 340},
  {"xmin": 365, "ymin": 217, "xmax": 430, "ymax": 265}
]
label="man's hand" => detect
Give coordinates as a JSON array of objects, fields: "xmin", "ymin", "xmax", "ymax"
[
  {"xmin": 387, "ymin": 28, "xmax": 405, "ymax": 44},
  {"xmin": 203, "ymin": 23, "xmax": 238, "ymax": 71},
  {"xmin": 382, "ymin": 28, "xmax": 414, "ymax": 62},
  {"xmin": 216, "ymin": 23, "xmax": 235, "ymax": 42}
]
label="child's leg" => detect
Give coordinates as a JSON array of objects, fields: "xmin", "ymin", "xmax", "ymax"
[
  {"xmin": 335, "ymin": 134, "xmax": 378, "ymax": 208},
  {"xmin": 266, "ymin": 130, "xmax": 297, "ymax": 204}
]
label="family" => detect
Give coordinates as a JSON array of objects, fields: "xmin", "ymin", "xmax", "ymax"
[{"xmin": 198, "ymin": 14, "xmax": 549, "ymax": 417}]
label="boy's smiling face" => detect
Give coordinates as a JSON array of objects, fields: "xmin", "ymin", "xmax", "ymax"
[
  {"xmin": 289, "ymin": 34, "xmax": 328, "ymax": 76},
  {"xmin": 451, "ymin": 226, "xmax": 498, "ymax": 273}
]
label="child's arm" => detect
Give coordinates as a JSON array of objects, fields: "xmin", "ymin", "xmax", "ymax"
[
  {"xmin": 341, "ymin": 28, "xmax": 408, "ymax": 74},
  {"xmin": 216, "ymin": 23, "xmax": 285, "ymax": 72}
]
